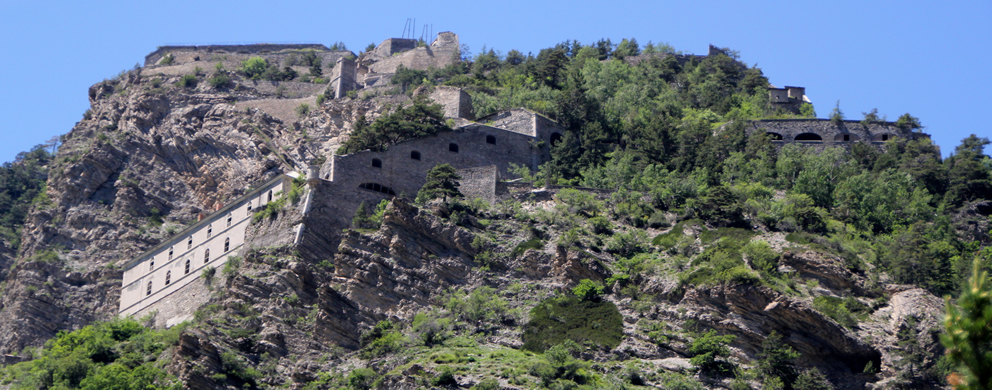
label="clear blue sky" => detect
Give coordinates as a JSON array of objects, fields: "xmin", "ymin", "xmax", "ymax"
[{"xmin": 1, "ymin": 1, "xmax": 989, "ymax": 164}]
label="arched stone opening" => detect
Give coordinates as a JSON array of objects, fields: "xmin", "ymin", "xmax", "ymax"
[
  {"xmin": 359, "ymin": 182, "xmax": 397, "ymax": 195},
  {"xmin": 486, "ymin": 135, "xmax": 496, "ymax": 144},
  {"xmin": 795, "ymin": 133, "xmax": 823, "ymax": 141},
  {"xmin": 411, "ymin": 151, "xmax": 421, "ymax": 160},
  {"xmin": 834, "ymin": 133, "xmax": 861, "ymax": 142},
  {"xmin": 449, "ymin": 143, "xmax": 459, "ymax": 153},
  {"xmin": 873, "ymin": 133, "xmax": 894, "ymax": 142},
  {"xmin": 766, "ymin": 132, "xmax": 784, "ymax": 141},
  {"xmin": 372, "ymin": 158, "xmax": 382, "ymax": 168},
  {"xmin": 550, "ymin": 132, "xmax": 563, "ymax": 146}
]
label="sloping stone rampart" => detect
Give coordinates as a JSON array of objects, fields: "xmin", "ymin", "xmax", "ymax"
[{"xmin": 145, "ymin": 44, "xmax": 352, "ymax": 67}]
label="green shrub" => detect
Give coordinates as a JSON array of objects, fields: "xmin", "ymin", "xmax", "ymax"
[
  {"xmin": 473, "ymin": 378, "xmax": 500, "ymax": 390},
  {"xmin": 522, "ymin": 296, "xmax": 623, "ymax": 352},
  {"xmin": 208, "ymin": 73, "xmax": 232, "ymax": 89},
  {"xmin": 359, "ymin": 320, "xmax": 403, "ymax": 359},
  {"xmin": 316, "ymin": 94, "xmax": 326, "ymax": 105},
  {"xmin": 445, "ymin": 286, "xmax": 509, "ymax": 324},
  {"xmin": 588, "ymin": 216, "xmax": 613, "ymax": 234},
  {"xmin": 176, "ymin": 74, "xmax": 197, "ymax": 88},
  {"xmin": 689, "ymin": 330, "xmax": 735, "ymax": 373},
  {"xmin": 160, "ymin": 53, "xmax": 174, "ymax": 65},
  {"xmin": 605, "ymin": 229, "xmax": 649, "ymax": 258},
  {"xmin": 512, "ymin": 238, "xmax": 543, "ymax": 256},
  {"xmin": 239, "ymin": 57, "xmax": 268, "ymax": 80},
  {"xmin": 0, "ymin": 318, "xmax": 183, "ymax": 388},
  {"xmin": 812, "ymin": 296, "xmax": 868, "ymax": 329},
  {"xmin": 743, "ymin": 240, "xmax": 779, "ymax": 274},
  {"xmin": 347, "ymin": 368, "xmax": 376, "ymax": 390},
  {"xmin": 295, "ymin": 103, "xmax": 311, "ymax": 116},
  {"xmin": 572, "ymin": 279, "xmax": 604, "ymax": 301},
  {"xmin": 431, "ymin": 366, "xmax": 457, "ymax": 386}
]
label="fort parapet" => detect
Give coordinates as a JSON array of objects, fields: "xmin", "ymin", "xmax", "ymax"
[
  {"xmin": 749, "ymin": 119, "xmax": 930, "ymax": 147},
  {"xmin": 144, "ymin": 44, "xmax": 354, "ymax": 67}
]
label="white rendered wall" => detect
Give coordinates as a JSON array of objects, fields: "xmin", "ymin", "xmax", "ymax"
[{"xmin": 119, "ymin": 177, "xmax": 291, "ymax": 316}]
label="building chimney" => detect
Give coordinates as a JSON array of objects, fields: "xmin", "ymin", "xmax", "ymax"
[{"xmin": 197, "ymin": 213, "xmax": 205, "ymax": 221}]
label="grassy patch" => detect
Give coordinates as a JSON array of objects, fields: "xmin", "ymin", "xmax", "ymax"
[
  {"xmin": 812, "ymin": 296, "xmax": 870, "ymax": 329},
  {"xmin": 512, "ymin": 238, "xmax": 544, "ymax": 256},
  {"xmin": 652, "ymin": 219, "xmax": 703, "ymax": 248},
  {"xmin": 521, "ymin": 296, "xmax": 623, "ymax": 353}
]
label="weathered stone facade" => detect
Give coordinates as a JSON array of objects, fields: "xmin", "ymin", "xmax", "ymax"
[
  {"xmin": 144, "ymin": 44, "xmax": 352, "ymax": 68},
  {"xmin": 119, "ymin": 175, "xmax": 296, "ymax": 321},
  {"xmin": 119, "ymin": 103, "xmax": 564, "ymax": 325},
  {"xmin": 749, "ymin": 119, "xmax": 931, "ymax": 148}
]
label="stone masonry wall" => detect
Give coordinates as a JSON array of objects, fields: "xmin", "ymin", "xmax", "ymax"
[
  {"xmin": 323, "ymin": 124, "xmax": 541, "ymax": 198},
  {"xmin": 145, "ymin": 44, "xmax": 351, "ymax": 67},
  {"xmin": 749, "ymin": 119, "xmax": 930, "ymax": 147},
  {"xmin": 120, "ymin": 175, "xmax": 294, "ymax": 320},
  {"xmin": 456, "ymin": 165, "xmax": 499, "ymax": 204},
  {"xmin": 429, "ymin": 87, "xmax": 474, "ymax": 119}
]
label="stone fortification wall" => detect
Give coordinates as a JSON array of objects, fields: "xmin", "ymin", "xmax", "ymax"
[
  {"xmin": 428, "ymin": 87, "xmax": 474, "ymax": 119},
  {"xmin": 367, "ymin": 38, "xmax": 419, "ymax": 61},
  {"xmin": 323, "ymin": 123, "xmax": 541, "ymax": 197},
  {"xmin": 332, "ymin": 57, "xmax": 357, "ymax": 99},
  {"xmin": 133, "ymin": 276, "xmax": 212, "ymax": 328},
  {"xmin": 749, "ymin": 119, "xmax": 930, "ymax": 147},
  {"xmin": 145, "ymin": 44, "xmax": 351, "ymax": 67},
  {"xmin": 366, "ymin": 32, "xmax": 459, "ymax": 74},
  {"xmin": 119, "ymin": 175, "xmax": 295, "ymax": 321},
  {"xmin": 478, "ymin": 109, "xmax": 537, "ymax": 136},
  {"xmin": 456, "ymin": 165, "xmax": 501, "ymax": 204}
]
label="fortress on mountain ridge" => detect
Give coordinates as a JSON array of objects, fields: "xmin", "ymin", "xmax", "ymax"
[{"xmin": 121, "ymin": 33, "xmax": 932, "ymax": 326}]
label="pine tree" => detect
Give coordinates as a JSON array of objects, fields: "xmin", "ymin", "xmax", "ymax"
[
  {"xmin": 416, "ymin": 164, "xmax": 462, "ymax": 203},
  {"xmin": 942, "ymin": 258, "xmax": 992, "ymax": 389}
]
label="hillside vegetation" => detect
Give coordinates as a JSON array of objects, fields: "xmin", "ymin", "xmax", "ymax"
[{"xmin": 0, "ymin": 37, "xmax": 989, "ymax": 389}]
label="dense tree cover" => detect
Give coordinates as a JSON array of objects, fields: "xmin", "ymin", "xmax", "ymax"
[
  {"xmin": 943, "ymin": 257, "xmax": 992, "ymax": 390},
  {"xmin": 0, "ymin": 318, "xmax": 183, "ymax": 389},
  {"xmin": 394, "ymin": 38, "xmax": 992, "ymax": 298},
  {"xmin": 336, "ymin": 96, "xmax": 451, "ymax": 155},
  {"xmin": 0, "ymin": 144, "xmax": 53, "ymax": 249}
]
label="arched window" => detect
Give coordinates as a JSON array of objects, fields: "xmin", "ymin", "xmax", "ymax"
[
  {"xmin": 267, "ymin": 190, "xmax": 273, "ymax": 203},
  {"xmin": 147, "ymin": 280, "xmax": 153, "ymax": 296},
  {"xmin": 227, "ymin": 214, "xmax": 232, "ymax": 227},
  {"xmin": 187, "ymin": 236, "xmax": 193, "ymax": 249},
  {"xmin": 204, "ymin": 249, "xmax": 210, "ymax": 264},
  {"xmin": 224, "ymin": 237, "xmax": 230, "ymax": 252},
  {"xmin": 766, "ymin": 132, "xmax": 784, "ymax": 141},
  {"xmin": 844, "ymin": 134, "xmax": 850, "ymax": 141},
  {"xmin": 882, "ymin": 134, "xmax": 889, "ymax": 141},
  {"xmin": 165, "ymin": 271, "xmax": 171, "ymax": 286},
  {"xmin": 411, "ymin": 151, "xmax": 421, "ymax": 160},
  {"xmin": 795, "ymin": 133, "xmax": 823, "ymax": 141},
  {"xmin": 358, "ymin": 182, "xmax": 397, "ymax": 195},
  {"xmin": 149, "ymin": 259, "xmax": 155, "ymax": 271},
  {"xmin": 185, "ymin": 259, "xmax": 190, "ymax": 274},
  {"xmin": 449, "ymin": 143, "xmax": 459, "ymax": 153},
  {"xmin": 247, "ymin": 202, "xmax": 253, "ymax": 213},
  {"xmin": 168, "ymin": 247, "xmax": 173, "ymax": 261},
  {"xmin": 486, "ymin": 135, "xmax": 496, "ymax": 144},
  {"xmin": 550, "ymin": 132, "xmax": 563, "ymax": 146},
  {"xmin": 372, "ymin": 158, "xmax": 382, "ymax": 168},
  {"xmin": 207, "ymin": 224, "xmax": 212, "ymax": 238}
]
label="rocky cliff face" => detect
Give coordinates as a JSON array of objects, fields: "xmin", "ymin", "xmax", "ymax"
[
  {"xmin": 0, "ymin": 65, "xmax": 398, "ymax": 355},
  {"xmin": 0, "ymin": 52, "xmax": 951, "ymax": 390}
]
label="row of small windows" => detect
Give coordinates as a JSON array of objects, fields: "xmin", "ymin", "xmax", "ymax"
[
  {"xmin": 358, "ymin": 182, "xmax": 396, "ymax": 195},
  {"xmin": 370, "ymin": 135, "xmax": 501, "ymax": 167},
  {"xmin": 766, "ymin": 132, "xmax": 895, "ymax": 142},
  {"xmin": 150, "ymin": 238, "xmax": 230, "ymax": 272},
  {"xmin": 146, "ymin": 238, "xmax": 230, "ymax": 296}
]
